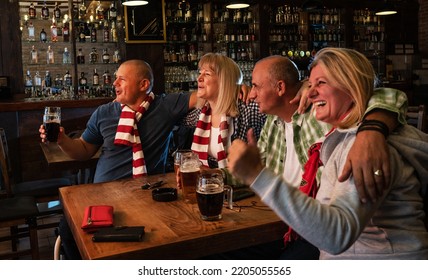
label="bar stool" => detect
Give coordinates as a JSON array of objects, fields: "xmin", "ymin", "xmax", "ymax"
[
  {"xmin": 0, "ymin": 128, "xmax": 72, "ymax": 245},
  {"xmin": 0, "ymin": 196, "xmax": 40, "ymax": 259}
]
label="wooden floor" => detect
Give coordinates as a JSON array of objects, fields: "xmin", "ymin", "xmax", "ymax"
[{"xmin": 0, "ymin": 214, "xmax": 61, "ymax": 260}]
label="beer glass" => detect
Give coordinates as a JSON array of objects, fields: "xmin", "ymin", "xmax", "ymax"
[
  {"xmin": 196, "ymin": 172, "xmax": 233, "ymax": 221},
  {"xmin": 179, "ymin": 152, "xmax": 201, "ymax": 203},
  {"xmin": 43, "ymin": 107, "xmax": 61, "ymax": 142},
  {"xmin": 173, "ymin": 149, "xmax": 193, "ymax": 174}
]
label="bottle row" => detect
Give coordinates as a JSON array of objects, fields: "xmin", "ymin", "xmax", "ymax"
[
  {"xmin": 353, "ymin": 9, "xmax": 382, "ymax": 26},
  {"xmin": 165, "ymin": 3, "xmax": 255, "ymax": 24},
  {"xmin": 25, "ymin": 69, "xmax": 114, "ymax": 88},
  {"xmin": 25, "ymin": 19, "xmax": 119, "ymax": 44},
  {"xmin": 25, "ymin": 83, "xmax": 115, "ymax": 101},
  {"xmin": 27, "ymin": 45, "xmax": 121, "ymax": 65},
  {"xmin": 24, "ymin": 68, "xmax": 115, "ymax": 100},
  {"xmin": 76, "ymin": 47, "xmax": 121, "ymax": 65},
  {"xmin": 309, "ymin": 27, "xmax": 345, "ymax": 43},
  {"xmin": 164, "ymin": 60, "xmax": 254, "ymax": 95},
  {"xmin": 269, "ymin": 5, "xmax": 302, "ymax": 25},
  {"xmin": 27, "ymin": 1, "xmax": 118, "ymax": 23},
  {"xmin": 25, "ymin": 20, "xmax": 70, "ymax": 43},
  {"xmin": 167, "ymin": 25, "xmax": 257, "ymax": 44},
  {"xmin": 27, "ymin": 1, "xmax": 62, "ymax": 21},
  {"xmin": 164, "ymin": 42, "xmax": 256, "ymax": 66},
  {"xmin": 308, "ymin": 9, "xmax": 342, "ymax": 25}
]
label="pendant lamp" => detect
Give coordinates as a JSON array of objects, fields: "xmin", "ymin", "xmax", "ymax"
[
  {"xmin": 226, "ymin": 2, "xmax": 250, "ymax": 9},
  {"xmin": 122, "ymin": 0, "xmax": 149, "ymax": 6},
  {"xmin": 375, "ymin": 1, "xmax": 397, "ymax": 16}
]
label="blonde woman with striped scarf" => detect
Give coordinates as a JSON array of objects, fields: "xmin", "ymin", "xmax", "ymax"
[{"xmin": 177, "ymin": 53, "xmax": 265, "ymax": 187}]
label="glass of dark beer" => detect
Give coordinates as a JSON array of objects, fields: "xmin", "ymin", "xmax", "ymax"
[
  {"xmin": 196, "ymin": 172, "xmax": 233, "ymax": 221},
  {"xmin": 43, "ymin": 106, "xmax": 61, "ymax": 142}
]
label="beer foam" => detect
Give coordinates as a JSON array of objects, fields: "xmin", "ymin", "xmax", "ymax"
[
  {"xmin": 181, "ymin": 162, "xmax": 200, "ymax": 173},
  {"xmin": 198, "ymin": 183, "xmax": 223, "ymax": 194}
]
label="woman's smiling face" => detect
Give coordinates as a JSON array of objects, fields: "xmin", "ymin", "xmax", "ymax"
[
  {"xmin": 308, "ymin": 64, "xmax": 354, "ymax": 127},
  {"xmin": 197, "ymin": 64, "xmax": 219, "ymax": 103}
]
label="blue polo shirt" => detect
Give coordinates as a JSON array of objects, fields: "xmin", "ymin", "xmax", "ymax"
[{"xmin": 82, "ymin": 92, "xmax": 190, "ymax": 183}]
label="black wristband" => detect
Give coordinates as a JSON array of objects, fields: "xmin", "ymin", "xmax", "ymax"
[
  {"xmin": 356, "ymin": 126, "xmax": 388, "ymax": 138},
  {"xmin": 357, "ymin": 119, "xmax": 389, "ymax": 138}
]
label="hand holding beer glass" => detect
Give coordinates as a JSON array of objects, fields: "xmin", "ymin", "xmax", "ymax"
[
  {"xmin": 43, "ymin": 107, "xmax": 61, "ymax": 142},
  {"xmin": 179, "ymin": 151, "xmax": 201, "ymax": 203},
  {"xmin": 196, "ymin": 172, "xmax": 233, "ymax": 221}
]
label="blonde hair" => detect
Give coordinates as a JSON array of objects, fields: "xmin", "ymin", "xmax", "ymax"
[
  {"xmin": 198, "ymin": 53, "xmax": 243, "ymax": 117},
  {"xmin": 309, "ymin": 48, "xmax": 376, "ymax": 129}
]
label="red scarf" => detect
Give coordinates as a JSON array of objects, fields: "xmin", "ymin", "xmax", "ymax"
[
  {"xmin": 191, "ymin": 103, "xmax": 230, "ymax": 168},
  {"xmin": 114, "ymin": 92, "xmax": 155, "ymax": 178},
  {"xmin": 283, "ymin": 142, "xmax": 323, "ymax": 246}
]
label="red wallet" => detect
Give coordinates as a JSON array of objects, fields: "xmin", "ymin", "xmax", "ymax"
[{"xmin": 81, "ymin": 205, "xmax": 114, "ymax": 232}]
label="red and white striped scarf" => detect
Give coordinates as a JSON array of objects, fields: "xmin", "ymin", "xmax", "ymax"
[
  {"xmin": 114, "ymin": 92, "xmax": 155, "ymax": 178},
  {"xmin": 191, "ymin": 103, "xmax": 230, "ymax": 168}
]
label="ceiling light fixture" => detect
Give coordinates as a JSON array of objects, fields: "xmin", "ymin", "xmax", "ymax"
[
  {"xmin": 226, "ymin": 2, "xmax": 250, "ymax": 9},
  {"xmin": 122, "ymin": 0, "xmax": 149, "ymax": 7},
  {"xmin": 375, "ymin": 1, "xmax": 397, "ymax": 16}
]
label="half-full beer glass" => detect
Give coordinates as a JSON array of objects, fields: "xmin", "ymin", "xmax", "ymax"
[
  {"xmin": 43, "ymin": 107, "xmax": 61, "ymax": 142},
  {"xmin": 173, "ymin": 149, "xmax": 193, "ymax": 174},
  {"xmin": 179, "ymin": 152, "xmax": 201, "ymax": 203}
]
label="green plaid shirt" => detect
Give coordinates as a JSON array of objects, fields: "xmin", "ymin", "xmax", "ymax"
[{"xmin": 257, "ymin": 87, "xmax": 408, "ymax": 180}]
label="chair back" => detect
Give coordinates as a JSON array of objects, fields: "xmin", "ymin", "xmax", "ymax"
[
  {"xmin": 0, "ymin": 128, "xmax": 12, "ymax": 196},
  {"xmin": 406, "ymin": 105, "xmax": 426, "ymax": 132}
]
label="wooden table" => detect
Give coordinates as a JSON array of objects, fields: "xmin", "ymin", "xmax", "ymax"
[
  {"xmin": 40, "ymin": 142, "xmax": 100, "ymax": 183},
  {"xmin": 40, "ymin": 142, "xmax": 100, "ymax": 171},
  {"xmin": 59, "ymin": 172, "xmax": 287, "ymax": 260}
]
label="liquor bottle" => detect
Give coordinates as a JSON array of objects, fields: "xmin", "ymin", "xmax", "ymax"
[
  {"xmin": 63, "ymin": 22, "xmax": 70, "ymax": 42},
  {"xmin": 102, "ymin": 48, "xmax": 110, "ymax": 64},
  {"xmin": 64, "ymin": 70, "xmax": 72, "ymax": 87},
  {"xmin": 103, "ymin": 70, "xmax": 111, "ymax": 85},
  {"xmin": 108, "ymin": 2, "xmax": 117, "ymax": 21},
  {"xmin": 112, "ymin": 50, "xmax": 121, "ymax": 64},
  {"xmin": 78, "ymin": 24, "xmax": 86, "ymax": 42},
  {"xmin": 27, "ymin": 21, "xmax": 35, "ymax": 41},
  {"xmin": 41, "ymin": 1, "xmax": 49, "ymax": 20},
  {"xmin": 51, "ymin": 18, "xmax": 58, "ymax": 42},
  {"xmin": 103, "ymin": 22, "xmax": 110, "ymax": 42},
  {"xmin": 248, "ymin": 47, "xmax": 254, "ymax": 61},
  {"xmin": 96, "ymin": 2, "xmax": 104, "ymax": 21},
  {"xmin": 79, "ymin": 72, "xmax": 88, "ymax": 87},
  {"xmin": 55, "ymin": 73, "xmax": 63, "ymax": 87},
  {"xmin": 202, "ymin": 28, "xmax": 208, "ymax": 42},
  {"xmin": 77, "ymin": 48, "xmax": 85, "ymax": 64},
  {"xmin": 25, "ymin": 70, "xmax": 33, "ymax": 87},
  {"xmin": 54, "ymin": 2, "xmax": 61, "ymax": 19},
  {"xmin": 79, "ymin": 0, "xmax": 87, "ymax": 19},
  {"xmin": 29, "ymin": 2, "xmax": 36, "ymax": 19},
  {"xmin": 30, "ymin": 45, "xmax": 38, "ymax": 64},
  {"xmin": 63, "ymin": 47, "xmax": 71, "ymax": 64},
  {"xmin": 44, "ymin": 71, "xmax": 52, "ymax": 88},
  {"xmin": 40, "ymin": 28, "xmax": 47, "ymax": 42},
  {"xmin": 90, "ymin": 24, "xmax": 97, "ymax": 42},
  {"xmin": 46, "ymin": 45, "xmax": 55, "ymax": 64},
  {"xmin": 110, "ymin": 21, "xmax": 118, "ymax": 42},
  {"xmin": 223, "ymin": 6, "xmax": 230, "ymax": 22},
  {"xmin": 92, "ymin": 69, "xmax": 100, "ymax": 86},
  {"xmin": 34, "ymin": 71, "xmax": 42, "ymax": 87},
  {"xmin": 89, "ymin": 47, "xmax": 98, "ymax": 64}
]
